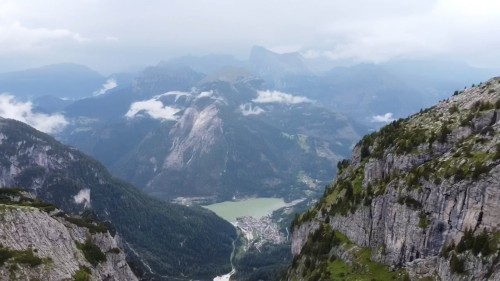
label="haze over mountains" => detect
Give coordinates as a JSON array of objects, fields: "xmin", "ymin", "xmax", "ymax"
[
  {"xmin": 3, "ymin": 46, "xmax": 496, "ymax": 121},
  {"xmin": 0, "ymin": 63, "xmax": 106, "ymax": 99},
  {"xmin": 0, "ymin": 46, "xmax": 497, "ymax": 203},
  {"xmin": 0, "ymin": 45, "xmax": 499, "ymax": 281},
  {"xmin": 1, "ymin": 1, "xmax": 500, "ymax": 280},
  {"xmin": 141, "ymin": 46, "xmax": 499, "ymax": 120}
]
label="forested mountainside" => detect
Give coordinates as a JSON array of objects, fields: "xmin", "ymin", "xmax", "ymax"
[
  {"xmin": 0, "ymin": 189, "xmax": 137, "ymax": 281},
  {"xmin": 0, "ymin": 117, "xmax": 236, "ymax": 280},
  {"xmin": 286, "ymin": 77, "xmax": 500, "ymax": 280}
]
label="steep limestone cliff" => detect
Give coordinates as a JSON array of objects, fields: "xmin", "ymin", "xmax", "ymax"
[
  {"xmin": 286, "ymin": 78, "xmax": 500, "ymax": 280},
  {"xmin": 0, "ymin": 189, "xmax": 137, "ymax": 281}
]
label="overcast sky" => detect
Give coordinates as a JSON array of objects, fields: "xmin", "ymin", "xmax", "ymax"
[{"xmin": 0, "ymin": 0, "xmax": 499, "ymax": 74}]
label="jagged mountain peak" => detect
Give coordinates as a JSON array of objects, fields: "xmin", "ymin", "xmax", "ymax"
[
  {"xmin": 248, "ymin": 46, "xmax": 311, "ymax": 80},
  {"xmin": 249, "ymin": 45, "xmax": 303, "ymax": 61},
  {"xmin": 165, "ymin": 54, "xmax": 244, "ymax": 74},
  {"xmin": 132, "ymin": 63, "xmax": 205, "ymax": 96}
]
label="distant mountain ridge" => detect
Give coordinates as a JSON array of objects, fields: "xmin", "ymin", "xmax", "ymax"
[
  {"xmin": 0, "ymin": 63, "xmax": 106, "ymax": 99},
  {"xmin": 159, "ymin": 47, "xmax": 499, "ymax": 123},
  {"xmin": 4, "ymin": 47, "xmax": 496, "ymax": 126},
  {"xmin": 2, "ymin": 49, "xmax": 497, "ymax": 202},
  {"xmin": 276, "ymin": 60, "xmax": 498, "ymax": 122}
]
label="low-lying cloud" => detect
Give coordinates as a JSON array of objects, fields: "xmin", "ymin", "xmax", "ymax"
[
  {"xmin": 73, "ymin": 188, "xmax": 91, "ymax": 208},
  {"xmin": 125, "ymin": 99, "xmax": 180, "ymax": 120},
  {"xmin": 371, "ymin": 112, "xmax": 395, "ymax": 123},
  {"xmin": 253, "ymin": 90, "xmax": 313, "ymax": 105},
  {"xmin": 0, "ymin": 94, "xmax": 68, "ymax": 133},
  {"xmin": 94, "ymin": 78, "xmax": 117, "ymax": 96},
  {"xmin": 162, "ymin": 91, "xmax": 192, "ymax": 102},
  {"xmin": 239, "ymin": 103, "xmax": 265, "ymax": 116},
  {"xmin": 0, "ymin": 20, "xmax": 88, "ymax": 55},
  {"xmin": 197, "ymin": 90, "xmax": 214, "ymax": 99}
]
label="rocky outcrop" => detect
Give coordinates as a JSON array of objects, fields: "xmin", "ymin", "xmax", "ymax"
[
  {"xmin": 291, "ymin": 221, "xmax": 320, "ymax": 256},
  {"xmin": 287, "ymin": 78, "xmax": 500, "ymax": 280},
  {"xmin": 0, "ymin": 193, "xmax": 137, "ymax": 281}
]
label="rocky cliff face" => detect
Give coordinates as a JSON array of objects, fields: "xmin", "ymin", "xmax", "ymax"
[
  {"xmin": 286, "ymin": 78, "xmax": 500, "ymax": 280},
  {"xmin": 0, "ymin": 190, "xmax": 137, "ymax": 281}
]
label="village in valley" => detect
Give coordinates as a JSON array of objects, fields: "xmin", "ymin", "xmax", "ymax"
[{"xmin": 234, "ymin": 216, "xmax": 286, "ymax": 250}]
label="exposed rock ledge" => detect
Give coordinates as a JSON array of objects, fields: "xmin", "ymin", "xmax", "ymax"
[{"xmin": 0, "ymin": 205, "xmax": 137, "ymax": 281}]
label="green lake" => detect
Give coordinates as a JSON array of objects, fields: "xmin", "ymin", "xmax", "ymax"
[{"xmin": 203, "ymin": 198, "xmax": 287, "ymax": 223}]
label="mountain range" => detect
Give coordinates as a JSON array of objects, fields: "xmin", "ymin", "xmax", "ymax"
[
  {"xmin": 48, "ymin": 49, "xmax": 495, "ymax": 203},
  {"xmin": 160, "ymin": 47, "xmax": 499, "ymax": 123},
  {"xmin": 1, "ymin": 47, "xmax": 499, "ymax": 281},
  {"xmin": 0, "ymin": 63, "xmax": 106, "ymax": 100},
  {"xmin": 58, "ymin": 70, "xmax": 364, "ymax": 201}
]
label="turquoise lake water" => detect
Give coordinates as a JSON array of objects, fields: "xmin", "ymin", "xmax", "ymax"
[{"xmin": 203, "ymin": 198, "xmax": 287, "ymax": 223}]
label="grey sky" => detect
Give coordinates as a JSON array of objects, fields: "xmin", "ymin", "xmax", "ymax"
[{"xmin": 0, "ymin": 0, "xmax": 499, "ymax": 74}]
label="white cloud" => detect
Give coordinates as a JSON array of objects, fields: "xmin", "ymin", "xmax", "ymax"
[
  {"xmin": 125, "ymin": 99, "xmax": 180, "ymax": 120},
  {"xmin": 301, "ymin": 0, "xmax": 500, "ymax": 66},
  {"xmin": 197, "ymin": 90, "xmax": 214, "ymax": 99},
  {"xmin": 0, "ymin": 94, "xmax": 68, "ymax": 133},
  {"xmin": 73, "ymin": 188, "xmax": 90, "ymax": 208},
  {"xmin": 94, "ymin": 78, "xmax": 117, "ymax": 96},
  {"xmin": 371, "ymin": 113, "xmax": 395, "ymax": 123},
  {"xmin": 165, "ymin": 90, "xmax": 191, "ymax": 98},
  {"xmin": 195, "ymin": 90, "xmax": 225, "ymax": 103},
  {"xmin": 239, "ymin": 103, "xmax": 265, "ymax": 116},
  {"xmin": 0, "ymin": 0, "xmax": 500, "ymax": 71},
  {"xmin": 0, "ymin": 21, "xmax": 88, "ymax": 54},
  {"xmin": 253, "ymin": 90, "xmax": 313, "ymax": 105}
]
